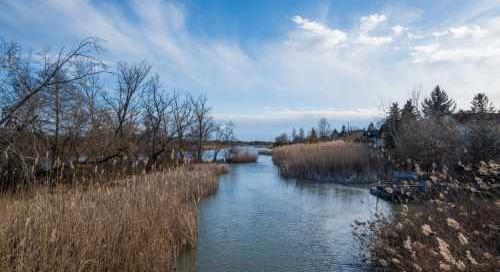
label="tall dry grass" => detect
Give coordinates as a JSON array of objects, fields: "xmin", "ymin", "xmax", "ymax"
[
  {"xmin": 272, "ymin": 141, "xmax": 384, "ymax": 183},
  {"xmin": 0, "ymin": 164, "xmax": 227, "ymax": 272}
]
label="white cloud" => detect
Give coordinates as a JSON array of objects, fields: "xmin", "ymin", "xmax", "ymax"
[
  {"xmin": 356, "ymin": 13, "xmax": 393, "ymax": 45},
  {"xmin": 392, "ymin": 25, "xmax": 407, "ymax": 36},
  {"xmin": 360, "ymin": 13, "xmax": 387, "ymax": 34},
  {"xmin": 431, "ymin": 25, "xmax": 487, "ymax": 39},
  {"xmin": 432, "ymin": 31, "xmax": 449, "ymax": 38},
  {"xmin": 411, "ymin": 45, "xmax": 500, "ymax": 63},
  {"xmin": 291, "ymin": 15, "xmax": 347, "ymax": 48},
  {"xmin": 449, "ymin": 25, "xmax": 486, "ymax": 38},
  {"xmin": 356, "ymin": 35, "xmax": 393, "ymax": 45}
]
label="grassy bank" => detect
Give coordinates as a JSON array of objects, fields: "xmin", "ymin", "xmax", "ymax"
[
  {"xmin": 272, "ymin": 141, "xmax": 384, "ymax": 183},
  {"xmin": 354, "ymin": 162, "xmax": 500, "ymax": 271},
  {"xmin": 0, "ymin": 164, "xmax": 227, "ymax": 272}
]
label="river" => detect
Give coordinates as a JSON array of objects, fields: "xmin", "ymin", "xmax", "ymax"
[{"xmin": 178, "ymin": 155, "xmax": 393, "ymax": 272}]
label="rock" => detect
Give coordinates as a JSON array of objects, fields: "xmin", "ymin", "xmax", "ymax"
[
  {"xmin": 474, "ymin": 177, "xmax": 490, "ymax": 190},
  {"xmin": 439, "ymin": 262, "xmax": 451, "ymax": 271},
  {"xmin": 446, "ymin": 218, "xmax": 461, "ymax": 230},
  {"xmin": 413, "ymin": 264, "xmax": 423, "ymax": 272},
  {"xmin": 457, "ymin": 233, "xmax": 468, "ymax": 246},
  {"xmin": 421, "ymin": 224, "xmax": 434, "ymax": 236}
]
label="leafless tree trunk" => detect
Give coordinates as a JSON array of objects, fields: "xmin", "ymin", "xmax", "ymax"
[{"xmin": 190, "ymin": 94, "xmax": 213, "ymax": 163}]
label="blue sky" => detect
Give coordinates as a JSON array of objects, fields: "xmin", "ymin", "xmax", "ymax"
[{"xmin": 1, "ymin": 0, "xmax": 500, "ymax": 140}]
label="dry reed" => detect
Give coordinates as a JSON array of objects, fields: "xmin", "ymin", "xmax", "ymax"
[
  {"xmin": 0, "ymin": 164, "xmax": 227, "ymax": 272},
  {"xmin": 272, "ymin": 141, "xmax": 384, "ymax": 183}
]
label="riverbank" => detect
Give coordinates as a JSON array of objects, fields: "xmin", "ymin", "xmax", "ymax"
[
  {"xmin": 272, "ymin": 141, "xmax": 384, "ymax": 184},
  {"xmin": 354, "ymin": 161, "xmax": 500, "ymax": 271},
  {"xmin": 0, "ymin": 164, "xmax": 227, "ymax": 272}
]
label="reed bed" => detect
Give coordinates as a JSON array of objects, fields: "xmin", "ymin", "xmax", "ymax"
[
  {"xmin": 226, "ymin": 146, "xmax": 258, "ymax": 163},
  {"xmin": 0, "ymin": 164, "xmax": 227, "ymax": 272},
  {"xmin": 272, "ymin": 141, "xmax": 384, "ymax": 183}
]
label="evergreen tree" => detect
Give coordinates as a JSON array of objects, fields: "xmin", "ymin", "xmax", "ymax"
[
  {"xmin": 298, "ymin": 127, "xmax": 305, "ymax": 142},
  {"xmin": 470, "ymin": 92, "xmax": 495, "ymax": 115},
  {"xmin": 340, "ymin": 125, "xmax": 347, "ymax": 136},
  {"xmin": 291, "ymin": 128, "xmax": 298, "ymax": 142},
  {"xmin": 331, "ymin": 128, "xmax": 339, "ymax": 139},
  {"xmin": 422, "ymin": 85, "xmax": 456, "ymax": 117},
  {"xmin": 383, "ymin": 103, "xmax": 401, "ymax": 148},
  {"xmin": 308, "ymin": 128, "xmax": 318, "ymax": 143},
  {"xmin": 401, "ymin": 99, "xmax": 419, "ymax": 121}
]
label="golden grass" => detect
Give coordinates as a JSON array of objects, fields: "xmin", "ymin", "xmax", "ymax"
[
  {"xmin": 0, "ymin": 164, "xmax": 227, "ymax": 272},
  {"xmin": 227, "ymin": 153, "xmax": 258, "ymax": 163},
  {"xmin": 272, "ymin": 141, "xmax": 384, "ymax": 183}
]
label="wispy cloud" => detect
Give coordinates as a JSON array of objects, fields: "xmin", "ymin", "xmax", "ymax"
[{"xmin": 290, "ymin": 15, "xmax": 347, "ymax": 48}]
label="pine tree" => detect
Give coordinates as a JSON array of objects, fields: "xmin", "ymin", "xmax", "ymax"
[
  {"xmin": 401, "ymin": 99, "xmax": 419, "ymax": 121},
  {"xmin": 470, "ymin": 92, "xmax": 495, "ymax": 115},
  {"xmin": 422, "ymin": 85, "xmax": 456, "ymax": 117},
  {"xmin": 308, "ymin": 128, "xmax": 318, "ymax": 143},
  {"xmin": 291, "ymin": 128, "xmax": 298, "ymax": 142},
  {"xmin": 383, "ymin": 103, "xmax": 401, "ymax": 148},
  {"xmin": 340, "ymin": 125, "xmax": 347, "ymax": 136},
  {"xmin": 298, "ymin": 127, "xmax": 305, "ymax": 142}
]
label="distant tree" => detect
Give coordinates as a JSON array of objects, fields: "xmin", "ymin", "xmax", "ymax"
[
  {"xmin": 401, "ymin": 99, "xmax": 419, "ymax": 121},
  {"xmin": 291, "ymin": 128, "xmax": 298, "ymax": 142},
  {"xmin": 318, "ymin": 118, "xmax": 331, "ymax": 140},
  {"xmin": 298, "ymin": 127, "xmax": 305, "ymax": 142},
  {"xmin": 212, "ymin": 121, "xmax": 235, "ymax": 162},
  {"xmin": 275, "ymin": 133, "xmax": 289, "ymax": 146},
  {"xmin": 308, "ymin": 128, "xmax": 318, "ymax": 143},
  {"xmin": 470, "ymin": 92, "xmax": 495, "ymax": 115},
  {"xmin": 331, "ymin": 128, "xmax": 339, "ymax": 139},
  {"xmin": 340, "ymin": 125, "xmax": 347, "ymax": 136},
  {"xmin": 366, "ymin": 122, "xmax": 377, "ymax": 138},
  {"xmin": 422, "ymin": 85, "xmax": 456, "ymax": 117}
]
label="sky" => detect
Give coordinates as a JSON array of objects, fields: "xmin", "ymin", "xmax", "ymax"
[{"xmin": 1, "ymin": 0, "xmax": 500, "ymax": 140}]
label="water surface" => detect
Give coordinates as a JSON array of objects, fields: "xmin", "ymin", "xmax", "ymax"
[{"xmin": 179, "ymin": 155, "xmax": 392, "ymax": 272}]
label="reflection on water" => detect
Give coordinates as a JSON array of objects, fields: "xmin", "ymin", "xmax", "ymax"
[{"xmin": 178, "ymin": 155, "xmax": 392, "ymax": 272}]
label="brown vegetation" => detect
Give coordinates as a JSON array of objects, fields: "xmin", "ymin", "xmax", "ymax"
[
  {"xmin": 226, "ymin": 146, "xmax": 258, "ymax": 163},
  {"xmin": 0, "ymin": 164, "xmax": 227, "ymax": 272},
  {"xmin": 354, "ymin": 161, "xmax": 500, "ymax": 271},
  {"xmin": 272, "ymin": 141, "xmax": 384, "ymax": 183}
]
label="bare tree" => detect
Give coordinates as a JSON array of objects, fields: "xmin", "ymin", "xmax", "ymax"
[
  {"xmin": 105, "ymin": 61, "xmax": 151, "ymax": 138},
  {"xmin": 190, "ymin": 94, "xmax": 213, "ymax": 163},
  {"xmin": 142, "ymin": 75, "xmax": 173, "ymax": 166},
  {"xmin": 0, "ymin": 37, "xmax": 104, "ymax": 185},
  {"xmin": 171, "ymin": 91, "xmax": 193, "ymax": 162},
  {"xmin": 211, "ymin": 121, "xmax": 235, "ymax": 162}
]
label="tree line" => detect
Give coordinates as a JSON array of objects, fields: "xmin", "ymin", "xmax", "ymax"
[
  {"xmin": 273, "ymin": 85, "xmax": 499, "ymax": 173},
  {"xmin": 274, "ymin": 119, "xmax": 370, "ymax": 146},
  {"xmin": 0, "ymin": 37, "xmax": 235, "ymax": 188},
  {"xmin": 381, "ymin": 85, "xmax": 499, "ymax": 171}
]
